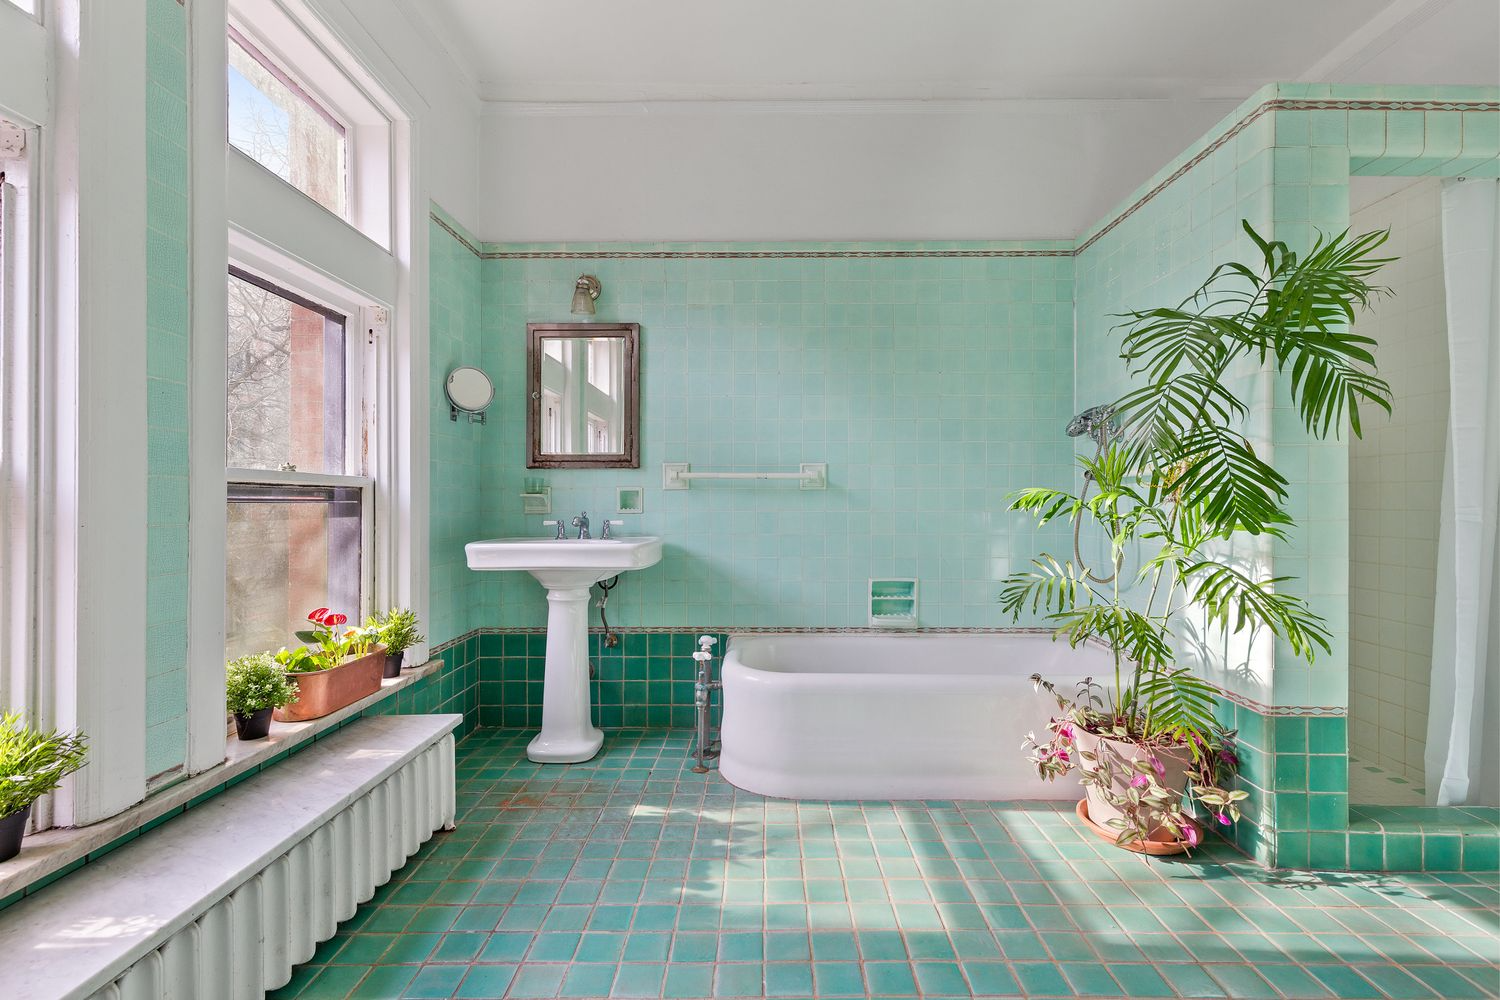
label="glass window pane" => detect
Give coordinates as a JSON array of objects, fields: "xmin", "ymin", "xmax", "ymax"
[
  {"xmin": 227, "ymin": 269, "xmax": 347, "ymax": 474},
  {"xmin": 227, "ymin": 29, "xmax": 347, "ymax": 217},
  {"xmin": 225, "ymin": 484, "xmax": 361, "ymax": 660}
]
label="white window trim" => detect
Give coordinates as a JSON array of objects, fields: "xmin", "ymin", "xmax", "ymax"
[
  {"xmin": 47, "ymin": 0, "xmax": 151, "ymax": 826},
  {"xmin": 186, "ymin": 0, "xmax": 230, "ymax": 776},
  {"xmin": 228, "ymin": 0, "xmax": 394, "ymax": 249},
  {"xmin": 1, "ymin": 132, "xmax": 48, "ymax": 828}
]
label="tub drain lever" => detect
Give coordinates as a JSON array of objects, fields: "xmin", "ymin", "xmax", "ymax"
[{"xmin": 692, "ymin": 635, "xmax": 721, "ymax": 773}]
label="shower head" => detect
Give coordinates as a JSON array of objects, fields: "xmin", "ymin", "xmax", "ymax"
[{"xmin": 1066, "ymin": 405, "xmax": 1116, "ymax": 447}]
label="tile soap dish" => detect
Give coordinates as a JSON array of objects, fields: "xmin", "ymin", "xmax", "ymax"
[
  {"xmin": 520, "ymin": 481, "xmax": 551, "ymax": 514},
  {"xmin": 869, "ymin": 579, "xmax": 917, "ymax": 628}
]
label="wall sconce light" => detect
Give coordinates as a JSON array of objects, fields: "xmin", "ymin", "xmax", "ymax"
[{"xmin": 570, "ymin": 274, "xmax": 601, "ymax": 316}]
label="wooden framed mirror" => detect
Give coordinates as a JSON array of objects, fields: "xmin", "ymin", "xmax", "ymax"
[{"xmin": 526, "ymin": 322, "xmax": 640, "ymax": 469}]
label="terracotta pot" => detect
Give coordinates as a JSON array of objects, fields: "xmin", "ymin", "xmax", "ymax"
[
  {"xmin": 275, "ymin": 645, "xmax": 386, "ymax": 722},
  {"xmin": 1075, "ymin": 799, "xmax": 1197, "ymax": 856},
  {"xmin": 0, "ymin": 804, "xmax": 31, "ymax": 864},
  {"xmin": 382, "ymin": 649, "xmax": 405, "ymax": 679},
  {"xmin": 1072, "ymin": 728, "xmax": 1193, "ymax": 843},
  {"xmin": 234, "ymin": 707, "xmax": 274, "ymax": 740}
]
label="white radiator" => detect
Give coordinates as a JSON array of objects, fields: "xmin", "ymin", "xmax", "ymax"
[
  {"xmin": 2, "ymin": 715, "xmax": 459, "ymax": 1000},
  {"xmin": 90, "ymin": 736, "xmax": 454, "ymax": 1000}
]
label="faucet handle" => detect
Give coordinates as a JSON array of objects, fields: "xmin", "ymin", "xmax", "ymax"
[
  {"xmin": 600, "ymin": 519, "xmax": 624, "ymax": 539},
  {"xmin": 543, "ymin": 519, "xmax": 567, "ymax": 540}
]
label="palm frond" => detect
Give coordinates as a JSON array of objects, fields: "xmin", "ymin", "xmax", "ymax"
[
  {"xmin": 1187, "ymin": 562, "xmax": 1333, "ymax": 661},
  {"xmin": 1132, "ymin": 667, "xmax": 1219, "ymax": 736},
  {"xmin": 1165, "ymin": 424, "xmax": 1290, "ymax": 535}
]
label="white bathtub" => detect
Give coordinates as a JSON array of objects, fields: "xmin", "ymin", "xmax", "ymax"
[{"xmin": 718, "ymin": 632, "xmax": 1105, "ymax": 800}]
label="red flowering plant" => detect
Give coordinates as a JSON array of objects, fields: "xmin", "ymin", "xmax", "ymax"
[
  {"xmin": 274, "ymin": 608, "xmax": 380, "ymax": 673},
  {"xmin": 1023, "ymin": 676, "xmax": 1246, "ymax": 851}
]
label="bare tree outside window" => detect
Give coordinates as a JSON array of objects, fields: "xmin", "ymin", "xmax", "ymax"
[
  {"xmin": 228, "ymin": 30, "xmax": 347, "ymax": 218},
  {"xmin": 226, "ymin": 270, "xmax": 345, "ymax": 474},
  {"xmin": 225, "ymin": 271, "xmax": 360, "ymax": 661}
]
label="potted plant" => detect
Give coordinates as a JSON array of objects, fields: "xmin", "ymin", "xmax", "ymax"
[
  {"xmin": 1002, "ymin": 222, "xmax": 1394, "ymax": 852},
  {"xmin": 0, "ymin": 713, "xmax": 88, "ymax": 863},
  {"xmin": 366, "ymin": 607, "xmax": 424, "ymax": 678},
  {"xmin": 272, "ymin": 608, "xmax": 386, "ymax": 722},
  {"xmin": 225, "ymin": 653, "xmax": 298, "ymax": 740}
]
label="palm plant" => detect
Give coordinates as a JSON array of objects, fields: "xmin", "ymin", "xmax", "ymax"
[{"xmin": 1002, "ymin": 221, "xmax": 1393, "ymax": 845}]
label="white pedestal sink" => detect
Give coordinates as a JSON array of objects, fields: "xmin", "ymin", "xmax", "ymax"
[{"xmin": 465, "ymin": 536, "xmax": 662, "ymax": 763}]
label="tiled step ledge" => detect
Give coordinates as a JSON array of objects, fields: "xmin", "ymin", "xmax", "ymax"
[{"xmin": 0, "ymin": 656, "xmax": 446, "ymax": 905}]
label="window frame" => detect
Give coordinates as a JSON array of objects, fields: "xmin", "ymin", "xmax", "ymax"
[
  {"xmin": 1, "ymin": 129, "xmax": 48, "ymax": 826},
  {"xmin": 223, "ymin": 262, "xmax": 378, "ymax": 653},
  {"xmin": 226, "ymin": 24, "xmax": 350, "ymax": 221},
  {"xmin": 226, "ymin": 0, "xmax": 394, "ymax": 249}
]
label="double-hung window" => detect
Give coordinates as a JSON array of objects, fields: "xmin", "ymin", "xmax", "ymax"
[{"xmin": 224, "ymin": 267, "xmax": 374, "ymax": 660}]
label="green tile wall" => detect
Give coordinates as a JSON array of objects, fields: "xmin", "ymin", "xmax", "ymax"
[
  {"xmin": 144, "ymin": 0, "xmax": 192, "ymax": 782},
  {"xmin": 429, "ymin": 208, "xmax": 494, "ymax": 648},
  {"xmin": 475, "ymin": 243, "xmax": 1076, "ymax": 630},
  {"xmin": 1074, "ymin": 84, "xmax": 1499, "ymax": 870},
  {"xmin": 476, "ymin": 630, "xmax": 727, "ymax": 730}
]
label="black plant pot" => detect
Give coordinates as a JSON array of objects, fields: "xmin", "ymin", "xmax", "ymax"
[
  {"xmin": 234, "ymin": 707, "xmax": 274, "ymax": 741},
  {"xmin": 382, "ymin": 650, "xmax": 405, "ymax": 679},
  {"xmin": 0, "ymin": 804, "xmax": 32, "ymax": 864}
]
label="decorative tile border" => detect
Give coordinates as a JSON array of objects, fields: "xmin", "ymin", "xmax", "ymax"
[
  {"xmin": 1216, "ymin": 686, "xmax": 1347, "ymax": 719},
  {"xmin": 430, "ymin": 212, "xmax": 484, "ymax": 258},
  {"xmin": 435, "ymin": 97, "xmax": 1499, "ymax": 266},
  {"xmin": 479, "ymin": 247, "xmax": 1075, "ymax": 260},
  {"xmin": 1076, "ymin": 96, "xmax": 1498, "ymax": 255}
]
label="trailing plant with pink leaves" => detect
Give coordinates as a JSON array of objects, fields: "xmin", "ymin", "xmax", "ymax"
[
  {"xmin": 1000, "ymin": 222, "xmax": 1395, "ymax": 848},
  {"xmin": 1024, "ymin": 677, "xmax": 1246, "ymax": 850}
]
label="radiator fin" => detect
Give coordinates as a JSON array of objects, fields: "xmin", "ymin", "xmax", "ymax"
[{"xmin": 90, "ymin": 734, "xmax": 456, "ymax": 999}]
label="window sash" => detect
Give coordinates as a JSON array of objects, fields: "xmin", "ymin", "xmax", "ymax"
[
  {"xmin": 226, "ymin": 24, "xmax": 349, "ymax": 220},
  {"xmin": 226, "ymin": 265, "xmax": 367, "ymax": 478},
  {"xmin": 225, "ymin": 477, "xmax": 372, "ymax": 659}
]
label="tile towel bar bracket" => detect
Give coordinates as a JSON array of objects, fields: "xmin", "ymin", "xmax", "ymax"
[{"xmin": 662, "ymin": 462, "xmax": 827, "ymax": 491}]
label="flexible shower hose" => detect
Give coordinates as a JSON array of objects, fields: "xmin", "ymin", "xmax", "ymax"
[{"xmin": 1075, "ymin": 443, "xmax": 1121, "ymax": 585}]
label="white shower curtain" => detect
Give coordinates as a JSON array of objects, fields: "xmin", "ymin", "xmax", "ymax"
[{"xmin": 1426, "ymin": 178, "xmax": 1500, "ymax": 807}]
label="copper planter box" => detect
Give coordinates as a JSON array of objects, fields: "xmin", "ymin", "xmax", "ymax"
[{"xmin": 275, "ymin": 645, "xmax": 387, "ymax": 723}]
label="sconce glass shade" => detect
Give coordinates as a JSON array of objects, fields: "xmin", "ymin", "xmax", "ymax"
[{"xmin": 571, "ymin": 274, "xmax": 601, "ymax": 316}]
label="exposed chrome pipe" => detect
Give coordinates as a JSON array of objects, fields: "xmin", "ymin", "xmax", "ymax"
[{"xmin": 691, "ymin": 635, "xmax": 721, "ymax": 773}]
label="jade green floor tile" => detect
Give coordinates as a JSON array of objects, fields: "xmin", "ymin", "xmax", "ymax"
[{"xmin": 265, "ymin": 729, "xmax": 1500, "ymax": 1000}]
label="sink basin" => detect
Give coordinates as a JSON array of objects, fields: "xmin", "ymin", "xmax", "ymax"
[
  {"xmin": 465, "ymin": 535, "xmax": 662, "ymax": 763},
  {"xmin": 465, "ymin": 536, "xmax": 662, "ymax": 589}
]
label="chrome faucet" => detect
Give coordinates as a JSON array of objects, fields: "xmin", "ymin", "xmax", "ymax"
[
  {"xmin": 570, "ymin": 511, "xmax": 591, "ymax": 539},
  {"xmin": 543, "ymin": 519, "xmax": 567, "ymax": 540},
  {"xmin": 600, "ymin": 519, "xmax": 623, "ymax": 540}
]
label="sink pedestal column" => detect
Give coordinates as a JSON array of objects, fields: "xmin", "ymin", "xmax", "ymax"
[{"xmin": 527, "ymin": 586, "xmax": 604, "ymax": 763}]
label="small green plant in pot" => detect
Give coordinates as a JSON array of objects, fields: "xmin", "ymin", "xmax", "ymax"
[
  {"xmin": 366, "ymin": 608, "xmax": 424, "ymax": 678},
  {"xmin": 1002, "ymin": 222, "xmax": 1394, "ymax": 852},
  {"xmin": 225, "ymin": 653, "xmax": 298, "ymax": 740},
  {"xmin": 0, "ymin": 714, "xmax": 88, "ymax": 863}
]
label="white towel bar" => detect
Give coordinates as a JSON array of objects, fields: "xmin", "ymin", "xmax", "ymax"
[{"xmin": 662, "ymin": 462, "xmax": 827, "ymax": 490}]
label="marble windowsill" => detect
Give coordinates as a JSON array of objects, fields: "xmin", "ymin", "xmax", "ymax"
[{"xmin": 0, "ymin": 656, "xmax": 445, "ymax": 903}]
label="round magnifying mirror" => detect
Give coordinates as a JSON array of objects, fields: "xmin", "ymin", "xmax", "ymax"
[{"xmin": 445, "ymin": 366, "xmax": 494, "ymax": 422}]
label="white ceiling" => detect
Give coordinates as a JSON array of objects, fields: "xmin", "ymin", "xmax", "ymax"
[
  {"xmin": 409, "ymin": 0, "xmax": 1498, "ymax": 103},
  {"xmin": 404, "ymin": 0, "xmax": 1499, "ymax": 242}
]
